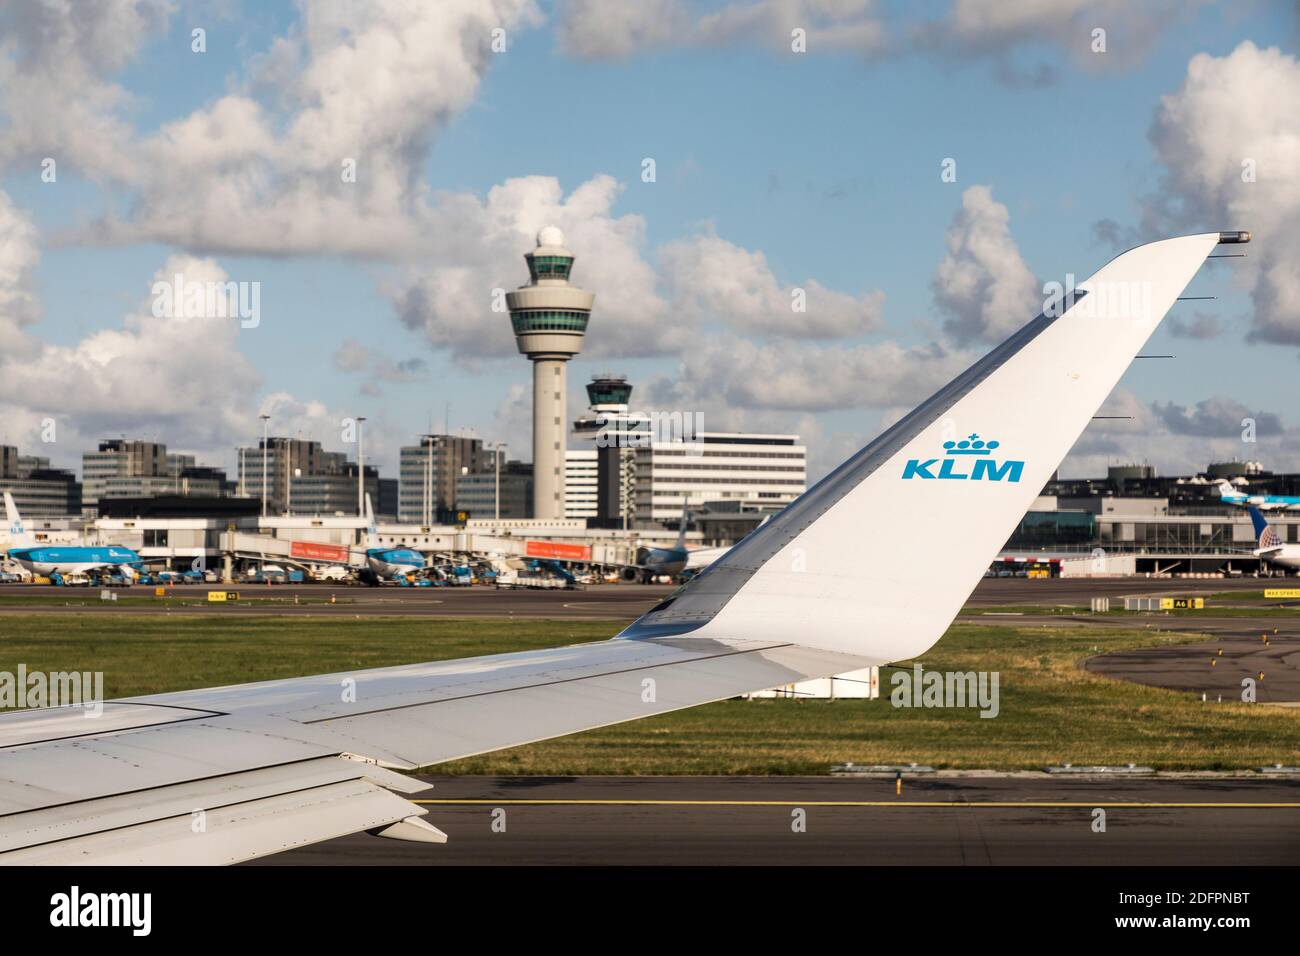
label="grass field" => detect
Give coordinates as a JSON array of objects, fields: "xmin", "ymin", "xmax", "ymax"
[{"xmin": 0, "ymin": 613, "xmax": 1295, "ymax": 773}]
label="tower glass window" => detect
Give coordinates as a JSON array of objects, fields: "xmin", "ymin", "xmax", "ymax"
[
  {"xmin": 527, "ymin": 255, "xmax": 574, "ymax": 281},
  {"xmin": 510, "ymin": 310, "xmax": 590, "ymax": 333}
]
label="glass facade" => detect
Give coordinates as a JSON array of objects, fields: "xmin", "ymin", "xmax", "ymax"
[
  {"xmin": 510, "ymin": 309, "xmax": 590, "ymax": 333},
  {"xmin": 527, "ymin": 255, "xmax": 573, "ymax": 281}
]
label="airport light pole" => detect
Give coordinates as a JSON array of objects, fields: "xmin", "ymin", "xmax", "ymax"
[
  {"xmin": 424, "ymin": 435, "xmax": 434, "ymax": 527},
  {"xmin": 259, "ymin": 414, "xmax": 270, "ymax": 518},
  {"xmin": 493, "ymin": 442, "xmax": 507, "ymax": 522},
  {"xmin": 356, "ymin": 416, "xmax": 367, "ymax": 517}
]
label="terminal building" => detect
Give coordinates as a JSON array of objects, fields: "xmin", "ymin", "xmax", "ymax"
[
  {"xmin": 455, "ymin": 460, "xmax": 533, "ymax": 520},
  {"xmin": 397, "ymin": 434, "xmax": 495, "ymax": 524},
  {"xmin": 83, "ymin": 439, "xmax": 230, "ymax": 514},
  {"xmin": 630, "ymin": 431, "xmax": 807, "ymax": 523},
  {"xmin": 0, "ymin": 446, "xmax": 81, "ymax": 517},
  {"xmin": 564, "ymin": 449, "xmax": 598, "ymax": 519},
  {"xmin": 236, "ymin": 438, "xmax": 372, "ymax": 516},
  {"xmin": 290, "ymin": 465, "xmax": 389, "ymax": 518},
  {"xmin": 570, "ymin": 373, "xmax": 807, "ymax": 525},
  {"xmin": 1002, "ymin": 462, "xmax": 1300, "ymax": 575}
]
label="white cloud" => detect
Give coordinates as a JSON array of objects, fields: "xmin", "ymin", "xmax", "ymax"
[
  {"xmin": 332, "ymin": 338, "xmax": 427, "ymax": 396},
  {"xmin": 0, "ymin": 213, "xmax": 402, "ymax": 473},
  {"xmin": 1147, "ymin": 41, "xmax": 1300, "ymax": 347},
  {"xmin": 388, "ymin": 174, "xmax": 678, "ymax": 362},
  {"xmin": 659, "ymin": 231, "xmax": 884, "ymax": 339},
  {"xmin": 390, "ymin": 174, "xmax": 879, "ymax": 363},
  {"xmin": 0, "ymin": 191, "xmax": 42, "ymax": 353},
  {"xmin": 0, "ymin": 0, "xmax": 173, "ymax": 180},
  {"xmin": 932, "ymin": 185, "xmax": 1039, "ymax": 345},
  {"xmin": 913, "ymin": 0, "xmax": 1197, "ymax": 82},
  {"xmin": 557, "ymin": 0, "xmax": 887, "ymax": 60},
  {"xmin": 556, "ymin": 0, "xmax": 1187, "ymax": 80},
  {"xmin": 646, "ymin": 337, "xmax": 975, "ymax": 413},
  {"xmin": 18, "ymin": 0, "xmax": 543, "ymax": 258},
  {"xmin": 1061, "ymin": 387, "xmax": 1298, "ymax": 478}
]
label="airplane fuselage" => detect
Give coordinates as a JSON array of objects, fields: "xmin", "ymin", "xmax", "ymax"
[
  {"xmin": 635, "ymin": 545, "xmax": 688, "ymax": 580},
  {"xmin": 7, "ymin": 546, "xmax": 141, "ymax": 579},
  {"xmin": 365, "ymin": 547, "xmax": 426, "ymax": 580},
  {"xmin": 1256, "ymin": 544, "xmax": 1300, "ymax": 571}
]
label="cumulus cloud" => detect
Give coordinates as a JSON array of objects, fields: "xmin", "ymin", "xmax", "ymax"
[
  {"xmin": 1061, "ymin": 387, "xmax": 1297, "ymax": 478},
  {"xmin": 932, "ymin": 185, "xmax": 1039, "ymax": 345},
  {"xmin": 646, "ymin": 337, "xmax": 975, "ymax": 413},
  {"xmin": 557, "ymin": 0, "xmax": 888, "ymax": 60},
  {"xmin": 0, "ymin": 0, "xmax": 173, "ymax": 180},
  {"xmin": 659, "ymin": 231, "xmax": 884, "ymax": 339},
  {"xmin": 556, "ymin": 0, "xmax": 1187, "ymax": 80},
  {"xmin": 1146, "ymin": 42, "xmax": 1300, "ymax": 346},
  {"xmin": 1166, "ymin": 311, "xmax": 1224, "ymax": 341},
  {"xmin": 0, "ymin": 252, "xmax": 261, "ymax": 463},
  {"xmin": 389, "ymin": 175, "xmax": 880, "ymax": 363},
  {"xmin": 1152, "ymin": 396, "xmax": 1281, "ymax": 439},
  {"xmin": 912, "ymin": 0, "xmax": 1197, "ymax": 82},
  {"xmin": 0, "ymin": 214, "xmax": 397, "ymax": 473},
  {"xmin": 388, "ymin": 174, "xmax": 678, "ymax": 362},
  {"xmin": 333, "ymin": 339, "xmax": 427, "ymax": 396},
  {"xmin": 0, "ymin": 191, "xmax": 42, "ymax": 353},
  {"xmin": 15, "ymin": 0, "xmax": 544, "ymax": 258}
]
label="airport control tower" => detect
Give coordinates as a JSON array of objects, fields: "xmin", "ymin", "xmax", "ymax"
[{"xmin": 506, "ymin": 226, "xmax": 595, "ymax": 520}]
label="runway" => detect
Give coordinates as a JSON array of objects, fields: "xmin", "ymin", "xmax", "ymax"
[
  {"xmin": 966, "ymin": 575, "xmax": 1272, "ymax": 606},
  {"xmin": 251, "ymin": 774, "xmax": 1300, "ymax": 866},
  {"xmin": 0, "ymin": 574, "xmax": 1282, "ymax": 617},
  {"xmin": 0, "ymin": 582, "xmax": 677, "ymax": 618}
]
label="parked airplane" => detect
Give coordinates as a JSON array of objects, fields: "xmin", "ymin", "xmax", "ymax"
[
  {"xmin": 1247, "ymin": 506, "xmax": 1300, "ymax": 572},
  {"xmin": 358, "ymin": 494, "xmax": 427, "ymax": 584},
  {"xmin": 682, "ymin": 514, "xmax": 774, "ymax": 573},
  {"xmin": 2, "ymin": 492, "xmax": 143, "ymax": 583},
  {"xmin": 622, "ymin": 503, "xmax": 691, "ymax": 582},
  {"xmin": 0, "ymin": 231, "xmax": 1244, "ymax": 863},
  {"xmin": 1217, "ymin": 480, "xmax": 1300, "ymax": 511}
]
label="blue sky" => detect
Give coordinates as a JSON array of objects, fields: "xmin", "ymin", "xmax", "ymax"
[{"xmin": 0, "ymin": 0, "xmax": 1297, "ymax": 481}]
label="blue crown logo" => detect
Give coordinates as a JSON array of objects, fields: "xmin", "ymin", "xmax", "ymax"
[{"xmin": 943, "ymin": 433, "xmax": 1000, "ymax": 456}]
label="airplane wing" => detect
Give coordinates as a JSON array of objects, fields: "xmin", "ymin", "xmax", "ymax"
[
  {"xmin": 0, "ymin": 637, "xmax": 863, "ymax": 864},
  {"xmin": 0, "ymin": 232, "xmax": 1233, "ymax": 865}
]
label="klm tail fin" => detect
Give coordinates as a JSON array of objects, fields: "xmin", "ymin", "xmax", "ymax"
[
  {"xmin": 1248, "ymin": 506, "xmax": 1282, "ymax": 550},
  {"xmin": 364, "ymin": 493, "xmax": 378, "ymax": 546},
  {"xmin": 4, "ymin": 492, "xmax": 33, "ymax": 548},
  {"xmin": 1216, "ymin": 480, "xmax": 1241, "ymax": 501},
  {"xmin": 675, "ymin": 502, "xmax": 690, "ymax": 550}
]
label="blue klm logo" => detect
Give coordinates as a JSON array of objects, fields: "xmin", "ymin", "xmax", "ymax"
[{"xmin": 902, "ymin": 434, "xmax": 1024, "ymax": 483}]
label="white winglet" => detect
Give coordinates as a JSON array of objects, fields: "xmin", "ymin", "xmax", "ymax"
[{"xmin": 622, "ymin": 233, "xmax": 1225, "ymax": 662}]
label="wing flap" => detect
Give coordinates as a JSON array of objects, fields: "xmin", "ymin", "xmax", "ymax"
[{"xmin": 0, "ymin": 756, "xmax": 428, "ymax": 865}]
